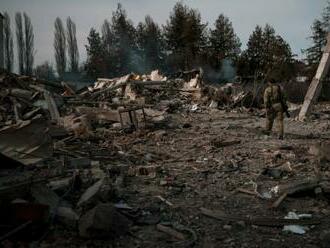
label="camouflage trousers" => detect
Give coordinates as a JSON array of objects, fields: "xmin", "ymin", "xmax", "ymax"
[{"xmin": 265, "ymin": 106, "xmax": 284, "ymax": 137}]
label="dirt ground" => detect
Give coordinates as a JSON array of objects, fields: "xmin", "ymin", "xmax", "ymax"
[{"xmin": 35, "ymin": 104, "xmax": 330, "ymax": 248}]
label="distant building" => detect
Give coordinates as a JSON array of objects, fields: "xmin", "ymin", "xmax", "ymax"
[{"xmin": 296, "ymin": 76, "xmax": 308, "ymax": 83}]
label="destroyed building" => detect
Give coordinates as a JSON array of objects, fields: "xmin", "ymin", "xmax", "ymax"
[
  {"xmin": 0, "ymin": 63, "xmax": 330, "ymax": 247},
  {"xmin": 2, "ymin": 1, "xmax": 330, "ymax": 247}
]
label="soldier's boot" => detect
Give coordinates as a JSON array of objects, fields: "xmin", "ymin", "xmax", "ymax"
[
  {"xmin": 265, "ymin": 116, "xmax": 274, "ymax": 136},
  {"xmin": 277, "ymin": 112, "xmax": 284, "ymax": 140}
]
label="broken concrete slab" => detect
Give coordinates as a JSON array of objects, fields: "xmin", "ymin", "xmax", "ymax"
[
  {"xmin": 49, "ymin": 177, "xmax": 72, "ymax": 192},
  {"xmin": 0, "ymin": 117, "xmax": 52, "ymax": 165},
  {"xmin": 78, "ymin": 203, "xmax": 131, "ymax": 238},
  {"xmin": 57, "ymin": 207, "xmax": 79, "ymax": 227},
  {"xmin": 31, "ymin": 184, "xmax": 60, "ymax": 215},
  {"xmin": 77, "ymin": 178, "xmax": 107, "ymax": 207}
]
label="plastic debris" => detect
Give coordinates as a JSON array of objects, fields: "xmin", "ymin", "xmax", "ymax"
[{"xmin": 283, "ymin": 212, "xmax": 311, "ymax": 235}]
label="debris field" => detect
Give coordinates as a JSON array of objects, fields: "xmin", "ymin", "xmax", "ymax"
[{"xmin": 0, "ymin": 69, "xmax": 330, "ymax": 247}]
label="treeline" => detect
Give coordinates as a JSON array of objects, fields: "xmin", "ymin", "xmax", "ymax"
[
  {"xmin": 84, "ymin": 3, "xmax": 295, "ymax": 82},
  {"xmin": 33, "ymin": 17, "xmax": 80, "ymax": 81},
  {"xmin": 53, "ymin": 17, "xmax": 79, "ymax": 77},
  {"xmin": 3, "ymin": 12, "xmax": 34, "ymax": 76},
  {"xmin": 303, "ymin": 1, "xmax": 330, "ymax": 77},
  {"xmin": 3, "ymin": 1, "xmax": 329, "ymax": 83}
]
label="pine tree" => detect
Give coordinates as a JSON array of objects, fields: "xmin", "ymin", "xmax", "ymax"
[
  {"xmin": 209, "ymin": 14, "xmax": 241, "ymax": 69},
  {"xmin": 239, "ymin": 24, "xmax": 294, "ymax": 80},
  {"xmin": 136, "ymin": 15, "xmax": 164, "ymax": 73},
  {"xmin": 85, "ymin": 28, "xmax": 106, "ymax": 79},
  {"xmin": 304, "ymin": 1, "xmax": 330, "ymax": 68},
  {"xmin": 262, "ymin": 24, "xmax": 276, "ymax": 69},
  {"xmin": 164, "ymin": 2, "xmax": 207, "ymax": 70},
  {"xmin": 110, "ymin": 4, "xmax": 137, "ymax": 75},
  {"xmin": 240, "ymin": 25, "xmax": 264, "ymax": 76},
  {"xmin": 304, "ymin": 19, "xmax": 327, "ymax": 66}
]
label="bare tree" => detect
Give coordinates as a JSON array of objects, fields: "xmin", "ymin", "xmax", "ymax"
[
  {"xmin": 54, "ymin": 17, "xmax": 66, "ymax": 77},
  {"xmin": 23, "ymin": 13, "xmax": 34, "ymax": 75},
  {"xmin": 4, "ymin": 12, "xmax": 14, "ymax": 72},
  {"xmin": 66, "ymin": 17, "xmax": 79, "ymax": 72},
  {"xmin": 15, "ymin": 12, "xmax": 25, "ymax": 74}
]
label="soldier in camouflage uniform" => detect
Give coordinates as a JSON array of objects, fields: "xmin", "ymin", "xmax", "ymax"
[{"xmin": 263, "ymin": 79, "xmax": 288, "ymax": 140}]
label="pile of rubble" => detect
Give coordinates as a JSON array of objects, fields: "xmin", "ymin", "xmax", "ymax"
[
  {"xmin": 3, "ymin": 69, "xmax": 325, "ymax": 247},
  {"xmin": 0, "ymin": 71, "xmax": 63, "ymax": 125},
  {"xmin": 0, "ymin": 69, "xmax": 247, "ymax": 244}
]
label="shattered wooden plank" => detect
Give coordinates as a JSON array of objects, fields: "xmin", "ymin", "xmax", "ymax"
[
  {"xmin": 91, "ymin": 74, "xmax": 132, "ymax": 98},
  {"xmin": 156, "ymin": 224, "xmax": 185, "ymax": 240},
  {"xmin": 61, "ymin": 82, "xmax": 75, "ymax": 96},
  {"xmin": 236, "ymin": 188, "xmax": 256, "ymax": 196},
  {"xmin": 0, "ymin": 117, "xmax": 53, "ymax": 165},
  {"xmin": 44, "ymin": 90, "xmax": 60, "ymax": 122},
  {"xmin": 270, "ymin": 178, "xmax": 320, "ymax": 208},
  {"xmin": 12, "ymin": 98, "xmax": 21, "ymax": 123},
  {"xmin": 77, "ymin": 178, "xmax": 105, "ymax": 207},
  {"xmin": 91, "ymin": 75, "xmax": 174, "ymax": 99},
  {"xmin": 274, "ymin": 178, "xmax": 320, "ymax": 195},
  {"xmin": 8, "ymin": 88, "xmax": 34, "ymax": 99},
  {"xmin": 271, "ymin": 192, "xmax": 288, "ymax": 208},
  {"xmin": 200, "ymin": 208, "xmax": 321, "ymax": 226},
  {"xmin": 0, "ymin": 221, "xmax": 33, "ymax": 242},
  {"xmin": 155, "ymin": 195, "xmax": 174, "ymax": 207}
]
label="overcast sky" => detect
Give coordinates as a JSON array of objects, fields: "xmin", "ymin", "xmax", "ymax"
[{"xmin": 1, "ymin": 0, "xmax": 327, "ymax": 71}]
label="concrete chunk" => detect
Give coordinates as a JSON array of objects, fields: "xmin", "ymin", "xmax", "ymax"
[
  {"xmin": 77, "ymin": 178, "xmax": 105, "ymax": 207},
  {"xmin": 79, "ymin": 203, "xmax": 131, "ymax": 238}
]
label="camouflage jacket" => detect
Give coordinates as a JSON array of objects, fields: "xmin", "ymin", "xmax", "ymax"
[{"xmin": 263, "ymin": 84, "xmax": 287, "ymax": 109}]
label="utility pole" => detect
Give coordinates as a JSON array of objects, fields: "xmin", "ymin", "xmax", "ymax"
[
  {"xmin": 298, "ymin": 33, "xmax": 330, "ymax": 121},
  {"xmin": 0, "ymin": 12, "xmax": 4, "ymax": 69}
]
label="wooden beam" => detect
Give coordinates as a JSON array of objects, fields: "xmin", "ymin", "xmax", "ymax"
[
  {"xmin": 299, "ymin": 33, "xmax": 330, "ymax": 121},
  {"xmin": 44, "ymin": 91, "xmax": 60, "ymax": 122}
]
